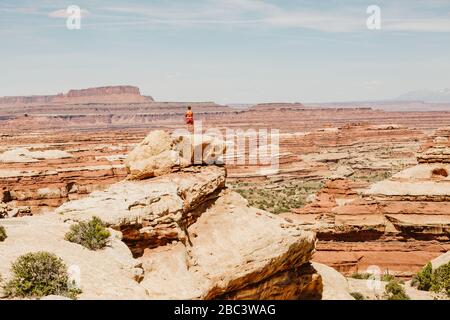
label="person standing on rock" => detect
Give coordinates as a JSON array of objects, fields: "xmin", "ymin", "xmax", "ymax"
[{"xmin": 185, "ymin": 105, "xmax": 194, "ymax": 131}]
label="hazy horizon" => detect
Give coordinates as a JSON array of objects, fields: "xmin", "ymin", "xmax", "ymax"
[
  {"xmin": 1, "ymin": 0, "xmax": 450, "ymax": 104},
  {"xmin": 2, "ymin": 84, "xmax": 450, "ymax": 105}
]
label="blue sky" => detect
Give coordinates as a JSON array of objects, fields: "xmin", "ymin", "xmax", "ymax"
[{"xmin": 1, "ymin": 0, "xmax": 449, "ymax": 103}]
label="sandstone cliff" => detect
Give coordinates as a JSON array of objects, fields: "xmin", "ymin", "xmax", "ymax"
[
  {"xmin": 284, "ymin": 128, "xmax": 450, "ymax": 277},
  {"xmin": 0, "ymin": 130, "xmax": 323, "ymax": 300},
  {"xmin": 0, "ymin": 86, "xmax": 153, "ymax": 105}
]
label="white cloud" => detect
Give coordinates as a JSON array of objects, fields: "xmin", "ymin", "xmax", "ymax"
[
  {"xmin": 363, "ymin": 80, "xmax": 383, "ymax": 89},
  {"xmin": 35, "ymin": 0, "xmax": 449, "ymax": 33},
  {"xmin": 103, "ymin": 1, "xmax": 363, "ymax": 32},
  {"xmin": 166, "ymin": 72, "xmax": 183, "ymax": 79},
  {"xmin": 263, "ymin": 11, "xmax": 364, "ymax": 33},
  {"xmin": 385, "ymin": 18, "xmax": 450, "ymax": 32}
]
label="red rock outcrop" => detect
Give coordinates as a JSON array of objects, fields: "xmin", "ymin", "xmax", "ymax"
[
  {"xmin": 0, "ymin": 114, "xmax": 437, "ymax": 215},
  {"xmin": 67, "ymin": 86, "xmax": 141, "ymax": 97},
  {"xmin": 0, "ymin": 131, "xmax": 135, "ymax": 214},
  {"xmin": 0, "ymin": 131, "xmax": 324, "ymax": 300},
  {"xmin": 417, "ymin": 127, "xmax": 450, "ymax": 163},
  {"xmin": 285, "ymin": 129, "xmax": 450, "ymax": 277}
]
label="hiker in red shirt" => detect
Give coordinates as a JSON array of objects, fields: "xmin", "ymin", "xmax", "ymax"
[{"xmin": 185, "ymin": 106, "xmax": 194, "ymax": 130}]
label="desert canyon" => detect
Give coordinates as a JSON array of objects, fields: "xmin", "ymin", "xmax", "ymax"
[{"xmin": 0, "ymin": 85, "xmax": 449, "ymax": 300}]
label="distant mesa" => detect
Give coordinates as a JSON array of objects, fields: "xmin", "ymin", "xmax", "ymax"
[
  {"xmin": 249, "ymin": 102, "xmax": 306, "ymax": 111},
  {"xmin": 0, "ymin": 85, "xmax": 153, "ymax": 105},
  {"xmin": 66, "ymin": 86, "xmax": 141, "ymax": 98}
]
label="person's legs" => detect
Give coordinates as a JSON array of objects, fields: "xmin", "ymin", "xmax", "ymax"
[{"xmin": 186, "ymin": 118, "xmax": 194, "ymax": 132}]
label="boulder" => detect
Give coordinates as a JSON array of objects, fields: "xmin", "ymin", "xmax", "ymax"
[
  {"xmin": 125, "ymin": 131, "xmax": 226, "ymax": 180},
  {"xmin": 0, "ymin": 202, "xmax": 6, "ymax": 218},
  {"xmin": 0, "ymin": 202, "xmax": 31, "ymax": 219},
  {"xmin": 57, "ymin": 166, "xmax": 226, "ymax": 256},
  {"xmin": 53, "ymin": 164, "xmax": 321, "ymax": 299},
  {"xmin": 124, "ymin": 130, "xmax": 185, "ymax": 180},
  {"xmin": 312, "ymin": 262, "xmax": 354, "ymax": 300},
  {"xmin": 140, "ymin": 191, "xmax": 320, "ymax": 300},
  {"xmin": 5, "ymin": 179, "xmax": 322, "ymax": 300}
]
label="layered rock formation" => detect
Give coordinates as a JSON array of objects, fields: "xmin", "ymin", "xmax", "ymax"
[
  {"xmin": 0, "ymin": 131, "xmax": 323, "ymax": 300},
  {"xmin": 417, "ymin": 127, "xmax": 450, "ymax": 164},
  {"xmin": 0, "ymin": 86, "xmax": 152, "ymax": 105},
  {"xmin": 0, "ymin": 121, "xmax": 428, "ymax": 215},
  {"xmin": 58, "ymin": 86, "xmax": 152, "ymax": 104},
  {"xmin": 0, "ymin": 135, "xmax": 131, "ymax": 214},
  {"xmin": 284, "ymin": 128, "xmax": 450, "ymax": 277},
  {"xmin": 0, "ymin": 201, "xmax": 31, "ymax": 219},
  {"xmin": 2, "ymin": 85, "xmax": 450, "ymax": 299},
  {"xmin": 66, "ymin": 86, "xmax": 141, "ymax": 98},
  {"xmin": 249, "ymin": 103, "xmax": 306, "ymax": 111}
]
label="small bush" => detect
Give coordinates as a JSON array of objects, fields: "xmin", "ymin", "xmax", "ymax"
[
  {"xmin": 65, "ymin": 216, "xmax": 110, "ymax": 250},
  {"xmin": 350, "ymin": 272, "xmax": 372, "ymax": 280},
  {"xmin": 0, "ymin": 225, "xmax": 6, "ymax": 242},
  {"xmin": 429, "ymin": 263, "xmax": 450, "ymax": 295},
  {"xmin": 414, "ymin": 262, "xmax": 433, "ymax": 291},
  {"xmin": 350, "ymin": 292, "xmax": 365, "ymax": 300},
  {"xmin": 384, "ymin": 280, "xmax": 410, "ymax": 300},
  {"xmin": 413, "ymin": 261, "xmax": 450, "ymax": 295},
  {"xmin": 381, "ymin": 272, "xmax": 396, "ymax": 282},
  {"xmin": 3, "ymin": 251, "xmax": 81, "ymax": 299}
]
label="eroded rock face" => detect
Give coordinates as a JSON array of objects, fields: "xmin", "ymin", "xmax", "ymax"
[
  {"xmin": 417, "ymin": 127, "xmax": 450, "ymax": 163},
  {"xmin": 66, "ymin": 86, "xmax": 142, "ymax": 97},
  {"xmin": 140, "ymin": 191, "xmax": 319, "ymax": 299},
  {"xmin": 0, "ymin": 132, "xmax": 134, "ymax": 215},
  {"xmin": 4, "ymin": 129, "xmax": 320, "ymax": 300},
  {"xmin": 1, "ymin": 173, "xmax": 321, "ymax": 301},
  {"xmin": 58, "ymin": 166, "xmax": 227, "ymax": 256},
  {"xmin": 54, "ymin": 163, "xmax": 320, "ymax": 299},
  {"xmin": 0, "ymin": 201, "xmax": 31, "ymax": 218},
  {"xmin": 285, "ymin": 129, "xmax": 450, "ymax": 277}
]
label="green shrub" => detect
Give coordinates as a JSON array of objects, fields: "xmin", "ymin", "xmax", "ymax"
[
  {"xmin": 350, "ymin": 272, "xmax": 372, "ymax": 280},
  {"xmin": 3, "ymin": 251, "xmax": 81, "ymax": 299},
  {"xmin": 384, "ymin": 280, "xmax": 410, "ymax": 300},
  {"xmin": 65, "ymin": 216, "xmax": 110, "ymax": 250},
  {"xmin": 350, "ymin": 292, "xmax": 365, "ymax": 300},
  {"xmin": 381, "ymin": 272, "xmax": 396, "ymax": 282},
  {"xmin": 429, "ymin": 263, "xmax": 450, "ymax": 295},
  {"xmin": 0, "ymin": 225, "xmax": 6, "ymax": 242},
  {"xmin": 413, "ymin": 261, "xmax": 450, "ymax": 295},
  {"xmin": 414, "ymin": 262, "xmax": 433, "ymax": 291}
]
